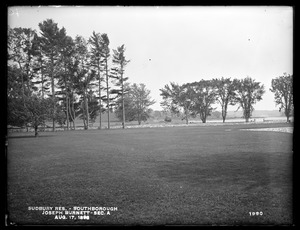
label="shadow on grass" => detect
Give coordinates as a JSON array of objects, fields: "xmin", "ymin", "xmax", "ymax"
[{"xmin": 8, "ymin": 135, "xmax": 54, "ymax": 139}]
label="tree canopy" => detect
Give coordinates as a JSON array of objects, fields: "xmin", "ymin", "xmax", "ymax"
[
  {"xmin": 115, "ymin": 83, "xmax": 155, "ymax": 125},
  {"xmin": 234, "ymin": 77, "xmax": 265, "ymax": 122},
  {"xmin": 8, "ymin": 19, "xmax": 131, "ymax": 133},
  {"xmin": 270, "ymin": 73, "xmax": 293, "ymax": 122},
  {"xmin": 160, "ymin": 77, "xmax": 265, "ymax": 123},
  {"xmin": 8, "ymin": 18, "xmax": 289, "ymax": 133}
]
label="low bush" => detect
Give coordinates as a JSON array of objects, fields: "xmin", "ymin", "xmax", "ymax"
[{"xmin": 164, "ymin": 116, "xmax": 172, "ymax": 122}]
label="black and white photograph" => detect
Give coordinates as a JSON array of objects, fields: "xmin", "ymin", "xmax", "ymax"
[{"xmin": 6, "ymin": 5, "xmax": 293, "ymax": 226}]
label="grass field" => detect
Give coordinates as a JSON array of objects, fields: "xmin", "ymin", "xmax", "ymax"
[{"xmin": 6, "ymin": 122, "xmax": 293, "ymax": 225}]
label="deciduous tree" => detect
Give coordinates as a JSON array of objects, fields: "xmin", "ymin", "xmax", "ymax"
[
  {"xmin": 212, "ymin": 77, "xmax": 237, "ymax": 122},
  {"xmin": 8, "ymin": 27, "xmax": 40, "ymax": 101},
  {"xmin": 130, "ymin": 83, "xmax": 155, "ymax": 125},
  {"xmin": 8, "ymin": 91, "xmax": 52, "ymax": 137},
  {"xmin": 188, "ymin": 80, "xmax": 217, "ymax": 123},
  {"xmin": 160, "ymin": 82, "xmax": 194, "ymax": 124},
  {"xmin": 235, "ymin": 77, "xmax": 265, "ymax": 122},
  {"xmin": 270, "ymin": 73, "xmax": 293, "ymax": 122},
  {"xmin": 116, "ymin": 83, "xmax": 155, "ymax": 125},
  {"xmin": 73, "ymin": 36, "xmax": 97, "ymax": 129}
]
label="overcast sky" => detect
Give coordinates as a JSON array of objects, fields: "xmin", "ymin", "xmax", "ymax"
[{"xmin": 8, "ymin": 6, "xmax": 293, "ymax": 111}]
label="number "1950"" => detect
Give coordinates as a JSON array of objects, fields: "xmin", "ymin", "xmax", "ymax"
[{"xmin": 249, "ymin": 211, "xmax": 263, "ymax": 216}]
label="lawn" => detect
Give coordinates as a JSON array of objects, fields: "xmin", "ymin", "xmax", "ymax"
[{"xmin": 6, "ymin": 122, "xmax": 293, "ymax": 225}]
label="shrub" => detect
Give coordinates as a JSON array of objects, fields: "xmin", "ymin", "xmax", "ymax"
[{"xmin": 164, "ymin": 116, "xmax": 172, "ymax": 122}]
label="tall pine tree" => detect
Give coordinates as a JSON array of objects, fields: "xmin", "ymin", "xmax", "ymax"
[
  {"xmin": 38, "ymin": 19, "xmax": 68, "ymax": 131},
  {"xmin": 111, "ymin": 45, "xmax": 130, "ymax": 129},
  {"xmin": 89, "ymin": 31, "xmax": 105, "ymax": 129}
]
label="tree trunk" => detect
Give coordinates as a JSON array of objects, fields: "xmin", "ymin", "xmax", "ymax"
[
  {"xmin": 122, "ymin": 95, "xmax": 125, "ymax": 129},
  {"xmin": 52, "ymin": 96, "xmax": 55, "ymax": 132},
  {"xmin": 121, "ymin": 74, "xmax": 125, "ymax": 129},
  {"xmin": 51, "ymin": 57, "xmax": 56, "ymax": 132},
  {"xmin": 222, "ymin": 104, "xmax": 227, "ymax": 123},
  {"xmin": 185, "ymin": 107, "xmax": 188, "ymax": 125},
  {"xmin": 98, "ymin": 67, "xmax": 102, "ymax": 129},
  {"xmin": 81, "ymin": 100, "xmax": 87, "ymax": 129},
  {"xmin": 67, "ymin": 96, "xmax": 73, "ymax": 130},
  {"xmin": 18, "ymin": 62, "xmax": 27, "ymax": 131},
  {"xmin": 138, "ymin": 112, "xmax": 141, "ymax": 125},
  {"xmin": 86, "ymin": 100, "xmax": 89, "ymax": 129},
  {"xmin": 83, "ymin": 118, "xmax": 87, "ymax": 130},
  {"xmin": 84, "ymin": 91, "xmax": 89, "ymax": 130},
  {"xmin": 202, "ymin": 114, "xmax": 207, "ymax": 123},
  {"xmin": 200, "ymin": 112, "xmax": 206, "ymax": 123},
  {"xmin": 63, "ymin": 65, "xmax": 69, "ymax": 131},
  {"xmin": 34, "ymin": 125, "xmax": 38, "ymax": 137},
  {"xmin": 39, "ymin": 50, "xmax": 44, "ymax": 100},
  {"xmin": 106, "ymin": 59, "xmax": 110, "ymax": 129},
  {"xmin": 285, "ymin": 107, "xmax": 290, "ymax": 123},
  {"xmin": 25, "ymin": 54, "xmax": 31, "ymax": 93},
  {"xmin": 66, "ymin": 95, "xmax": 69, "ymax": 130},
  {"xmin": 41, "ymin": 68, "xmax": 44, "ymax": 100},
  {"xmin": 72, "ymin": 98, "xmax": 76, "ymax": 130},
  {"xmin": 222, "ymin": 108, "xmax": 226, "ymax": 122},
  {"xmin": 244, "ymin": 106, "xmax": 250, "ymax": 122}
]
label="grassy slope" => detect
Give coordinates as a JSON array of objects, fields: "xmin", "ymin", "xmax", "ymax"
[{"xmin": 7, "ymin": 123, "xmax": 293, "ymax": 225}]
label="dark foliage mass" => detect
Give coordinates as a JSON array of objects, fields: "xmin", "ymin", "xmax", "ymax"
[
  {"xmin": 8, "ymin": 19, "xmax": 149, "ymax": 134},
  {"xmin": 269, "ymin": 73, "xmax": 293, "ymax": 122},
  {"xmin": 160, "ymin": 77, "xmax": 267, "ymax": 123},
  {"xmin": 114, "ymin": 83, "xmax": 155, "ymax": 125}
]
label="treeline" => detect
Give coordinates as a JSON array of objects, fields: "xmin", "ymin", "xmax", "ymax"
[
  {"xmin": 160, "ymin": 74, "xmax": 293, "ymax": 123},
  {"xmin": 7, "ymin": 19, "xmax": 154, "ymax": 135},
  {"xmin": 7, "ymin": 19, "xmax": 293, "ymax": 136}
]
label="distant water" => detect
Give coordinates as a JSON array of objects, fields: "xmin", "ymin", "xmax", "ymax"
[{"xmin": 205, "ymin": 116, "xmax": 291, "ymax": 123}]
